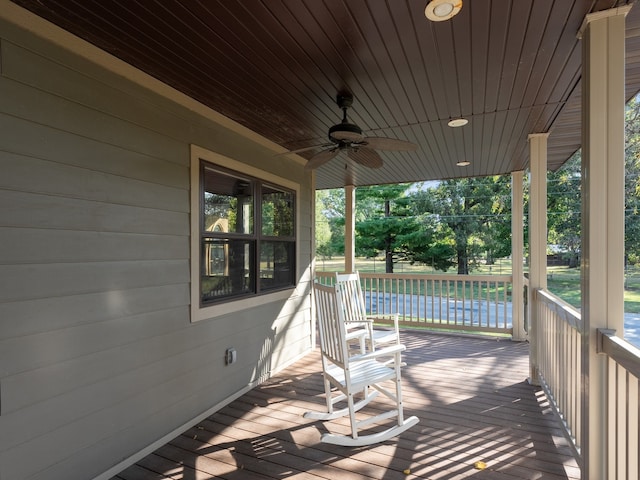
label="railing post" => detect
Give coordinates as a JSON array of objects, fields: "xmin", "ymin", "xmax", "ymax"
[
  {"xmin": 578, "ymin": 7, "xmax": 629, "ymax": 478},
  {"xmin": 528, "ymin": 133, "xmax": 549, "ymax": 385},
  {"xmin": 511, "ymin": 170, "xmax": 526, "ymax": 341}
]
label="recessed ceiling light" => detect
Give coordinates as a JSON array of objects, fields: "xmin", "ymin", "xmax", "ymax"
[
  {"xmin": 425, "ymin": 0, "xmax": 463, "ymax": 22},
  {"xmin": 456, "ymin": 160, "xmax": 471, "ymax": 167},
  {"xmin": 448, "ymin": 118, "xmax": 468, "ymax": 127}
]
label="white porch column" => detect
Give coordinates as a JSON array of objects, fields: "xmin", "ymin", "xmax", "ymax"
[
  {"xmin": 511, "ymin": 171, "xmax": 526, "ymax": 341},
  {"xmin": 528, "ymin": 133, "xmax": 549, "ymax": 384},
  {"xmin": 344, "ymin": 184, "xmax": 356, "ymax": 273},
  {"xmin": 578, "ymin": 7, "xmax": 629, "ymax": 479}
]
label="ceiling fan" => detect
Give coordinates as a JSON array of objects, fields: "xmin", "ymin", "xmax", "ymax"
[{"xmin": 285, "ymin": 93, "xmax": 418, "ymax": 171}]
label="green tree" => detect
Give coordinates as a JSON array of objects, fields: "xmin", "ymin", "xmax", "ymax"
[
  {"xmin": 355, "ymin": 184, "xmax": 413, "ymax": 273},
  {"xmin": 315, "ymin": 189, "xmax": 346, "ymax": 258},
  {"xmin": 315, "ymin": 190, "xmax": 333, "ymax": 259},
  {"xmin": 547, "ymin": 152, "xmax": 581, "ymax": 267},
  {"xmin": 355, "ymin": 184, "xmax": 455, "ymax": 273},
  {"xmin": 542, "ymin": 93, "xmax": 640, "ymax": 276},
  {"xmin": 317, "ymin": 188, "xmax": 346, "ymax": 219},
  {"xmin": 400, "ymin": 213, "xmax": 455, "ymax": 271},
  {"xmin": 625, "ymin": 94, "xmax": 640, "ymax": 266},
  {"xmin": 413, "ymin": 176, "xmax": 511, "ymax": 274}
]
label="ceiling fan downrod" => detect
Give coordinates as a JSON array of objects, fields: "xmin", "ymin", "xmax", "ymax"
[{"xmin": 329, "ymin": 93, "xmax": 364, "ymax": 143}]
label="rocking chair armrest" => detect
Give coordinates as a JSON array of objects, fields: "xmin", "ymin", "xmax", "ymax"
[
  {"xmin": 344, "ymin": 319, "xmax": 373, "ymax": 334},
  {"xmin": 351, "ymin": 343, "xmax": 406, "ymax": 362},
  {"xmin": 345, "ymin": 329, "xmax": 368, "ymax": 341},
  {"xmin": 366, "ymin": 313, "xmax": 399, "ymax": 327},
  {"xmin": 366, "ymin": 313, "xmax": 398, "ymax": 320}
]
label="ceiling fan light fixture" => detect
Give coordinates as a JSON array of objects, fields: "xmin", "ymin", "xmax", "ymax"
[
  {"xmin": 448, "ymin": 117, "xmax": 468, "ymax": 127},
  {"xmin": 456, "ymin": 160, "xmax": 471, "ymax": 167},
  {"xmin": 425, "ymin": 0, "xmax": 462, "ymax": 22}
]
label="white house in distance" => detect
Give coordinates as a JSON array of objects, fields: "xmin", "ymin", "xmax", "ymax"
[{"xmin": 1, "ymin": 1, "xmax": 639, "ymax": 479}]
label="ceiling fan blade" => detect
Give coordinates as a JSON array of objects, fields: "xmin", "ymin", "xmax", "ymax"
[
  {"xmin": 364, "ymin": 136, "xmax": 417, "ymax": 151},
  {"xmin": 304, "ymin": 147, "xmax": 341, "ymax": 170},
  {"xmin": 348, "ymin": 147, "xmax": 383, "ymax": 169},
  {"xmin": 276, "ymin": 143, "xmax": 333, "ymax": 156}
]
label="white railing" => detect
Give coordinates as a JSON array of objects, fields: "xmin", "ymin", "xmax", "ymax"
[
  {"xmin": 316, "ymin": 271, "xmax": 513, "ymax": 335},
  {"xmin": 597, "ymin": 329, "xmax": 640, "ymax": 479},
  {"xmin": 534, "ymin": 289, "xmax": 640, "ymax": 478},
  {"xmin": 534, "ymin": 289, "xmax": 583, "ymax": 460}
]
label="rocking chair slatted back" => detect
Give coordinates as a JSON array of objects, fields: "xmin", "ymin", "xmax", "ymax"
[
  {"xmin": 313, "ymin": 282, "xmax": 348, "ymax": 368},
  {"xmin": 335, "ymin": 271, "xmax": 401, "ymax": 351},
  {"xmin": 335, "ymin": 272, "xmax": 368, "ymax": 325}
]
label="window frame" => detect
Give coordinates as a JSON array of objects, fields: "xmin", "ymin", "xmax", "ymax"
[{"xmin": 190, "ymin": 145, "xmax": 299, "ymax": 322}]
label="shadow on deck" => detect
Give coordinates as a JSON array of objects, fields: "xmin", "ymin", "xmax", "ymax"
[{"xmin": 113, "ymin": 332, "xmax": 580, "ymax": 480}]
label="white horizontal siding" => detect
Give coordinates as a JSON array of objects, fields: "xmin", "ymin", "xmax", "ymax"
[
  {"xmin": 0, "ymin": 113, "xmax": 188, "ymax": 187},
  {"xmin": 0, "ymin": 150, "xmax": 188, "ymax": 210},
  {"xmin": 0, "ymin": 189, "xmax": 188, "ymax": 234},
  {"xmin": 0, "ymin": 12, "xmax": 313, "ymax": 480},
  {"xmin": 0, "ymin": 305, "xmax": 187, "ymax": 378},
  {"xmin": 0, "ymin": 260, "xmax": 190, "ymax": 303},
  {"xmin": 1, "ymin": 38, "xmax": 217, "ymax": 153},
  {"xmin": 1, "ymin": 53, "xmax": 188, "ymax": 166},
  {"xmin": 0, "ymin": 228, "xmax": 187, "ymax": 264},
  {"xmin": 0, "ymin": 284, "xmax": 190, "ymax": 339}
]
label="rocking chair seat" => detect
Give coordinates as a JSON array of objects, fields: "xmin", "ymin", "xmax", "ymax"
[{"xmin": 325, "ymin": 345, "xmax": 405, "ymax": 389}]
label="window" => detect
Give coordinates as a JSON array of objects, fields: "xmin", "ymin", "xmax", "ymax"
[{"xmin": 191, "ymin": 147, "xmax": 297, "ymax": 318}]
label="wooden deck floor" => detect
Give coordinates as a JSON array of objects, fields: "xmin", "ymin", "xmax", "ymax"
[{"xmin": 112, "ymin": 332, "xmax": 581, "ymax": 480}]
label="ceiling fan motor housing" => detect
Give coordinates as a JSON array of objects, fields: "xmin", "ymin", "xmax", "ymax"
[
  {"xmin": 328, "ymin": 92, "xmax": 365, "ymax": 142},
  {"xmin": 328, "ymin": 122, "xmax": 364, "ymax": 143}
]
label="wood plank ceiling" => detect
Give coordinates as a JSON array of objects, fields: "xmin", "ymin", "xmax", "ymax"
[{"xmin": 11, "ymin": 0, "xmax": 640, "ymax": 189}]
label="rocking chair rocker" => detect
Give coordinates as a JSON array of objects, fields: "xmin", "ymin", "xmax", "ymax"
[{"xmin": 304, "ymin": 282, "xmax": 419, "ymax": 446}]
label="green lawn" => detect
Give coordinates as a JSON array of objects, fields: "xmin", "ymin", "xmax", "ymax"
[
  {"xmin": 316, "ymin": 256, "xmax": 640, "ymax": 313},
  {"xmin": 547, "ymin": 265, "xmax": 640, "ymax": 313}
]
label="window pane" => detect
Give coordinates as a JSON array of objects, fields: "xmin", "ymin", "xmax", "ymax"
[
  {"xmin": 261, "ymin": 185, "xmax": 294, "ymax": 237},
  {"xmin": 203, "ymin": 167, "xmax": 253, "ymax": 234},
  {"xmin": 197, "ymin": 158, "xmax": 296, "ymax": 308},
  {"xmin": 201, "ymin": 238, "xmax": 254, "ymax": 304},
  {"xmin": 260, "ymin": 241, "xmax": 295, "ymax": 290}
]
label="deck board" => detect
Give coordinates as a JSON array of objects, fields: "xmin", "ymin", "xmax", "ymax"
[{"xmin": 113, "ymin": 332, "xmax": 581, "ymax": 479}]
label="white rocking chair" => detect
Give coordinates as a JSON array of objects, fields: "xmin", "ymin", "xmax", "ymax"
[
  {"xmin": 335, "ymin": 272, "xmax": 401, "ymax": 353},
  {"xmin": 304, "ymin": 282, "xmax": 419, "ymax": 446}
]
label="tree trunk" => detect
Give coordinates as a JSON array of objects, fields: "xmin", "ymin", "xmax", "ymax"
[
  {"xmin": 457, "ymin": 248, "xmax": 468, "ymax": 275},
  {"xmin": 386, "ymin": 249, "xmax": 394, "ymax": 273},
  {"xmin": 485, "ymin": 250, "xmax": 495, "ymax": 265},
  {"xmin": 568, "ymin": 253, "xmax": 579, "ymax": 268}
]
